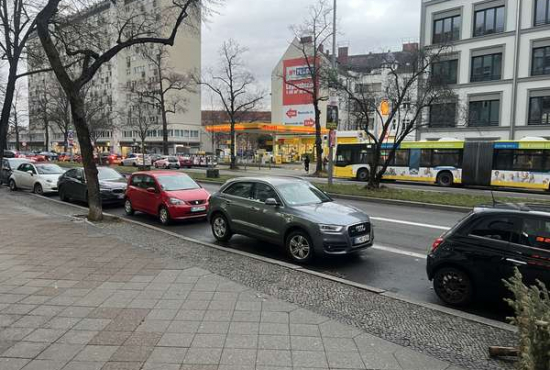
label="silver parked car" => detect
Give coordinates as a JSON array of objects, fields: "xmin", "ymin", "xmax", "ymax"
[{"xmin": 207, "ymin": 177, "xmax": 373, "ymax": 263}]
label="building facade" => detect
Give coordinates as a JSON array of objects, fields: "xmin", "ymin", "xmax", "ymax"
[
  {"xmin": 26, "ymin": 0, "xmax": 203, "ymax": 155},
  {"xmin": 420, "ymin": 0, "xmax": 550, "ymax": 141}
]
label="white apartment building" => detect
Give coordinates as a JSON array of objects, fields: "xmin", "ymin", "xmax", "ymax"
[
  {"xmin": 419, "ymin": 0, "xmax": 550, "ymax": 141},
  {"xmin": 26, "ymin": 0, "xmax": 204, "ymax": 155}
]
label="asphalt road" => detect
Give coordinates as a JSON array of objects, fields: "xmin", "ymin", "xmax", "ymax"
[{"xmin": 47, "ymin": 181, "xmax": 512, "ymax": 321}]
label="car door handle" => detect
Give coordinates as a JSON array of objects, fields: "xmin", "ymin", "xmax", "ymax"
[{"xmin": 505, "ymin": 258, "xmax": 527, "ymax": 266}]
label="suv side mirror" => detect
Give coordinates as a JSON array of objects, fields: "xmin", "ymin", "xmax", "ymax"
[
  {"xmin": 265, "ymin": 198, "xmax": 279, "ymax": 207},
  {"xmin": 146, "ymin": 187, "xmax": 156, "ymax": 193}
]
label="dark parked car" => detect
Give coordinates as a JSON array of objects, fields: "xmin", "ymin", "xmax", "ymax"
[
  {"xmin": 427, "ymin": 204, "xmax": 550, "ymax": 306},
  {"xmin": 1, "ymin": 158, "xmax": 32, "ymax": 185},
  {"xmin": 3, "ymin": 150, "xmax": 18, "ymax": 158},
  {"xmin": 58, "ymin": 167, "xmax": 127, "ymax": 205},
  {"xmin": 208, "ymin": 177, "xmax": 373, "ymax": 263}
]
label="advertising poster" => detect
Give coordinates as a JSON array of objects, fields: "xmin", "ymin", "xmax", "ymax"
[{"xmin": 283, "ymin": 57, "xmax": 317, "ymax": 126}]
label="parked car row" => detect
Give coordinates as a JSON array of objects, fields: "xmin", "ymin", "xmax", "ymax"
[{"xmin": 2, "ymin": 160, "xmax": 549, "ymax": 309}]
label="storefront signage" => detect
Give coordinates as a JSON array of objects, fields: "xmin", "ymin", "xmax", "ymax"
[{"xmin": 283, "ymin": 57, "xmax": 317, "ymax": 126}]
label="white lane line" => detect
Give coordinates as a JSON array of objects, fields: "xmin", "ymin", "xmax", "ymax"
[
  {"xmin": 371, "ymin": 217, "xmax": 451, "ymax": 231},
  {"xmin": 372, "ymin": 244, "xmax": 428, "ymax": 259}
]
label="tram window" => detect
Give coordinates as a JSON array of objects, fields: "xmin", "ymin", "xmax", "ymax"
[
  {"xmin": 513, "ymin": 150, "xmax": 546, "ymax": 172},
  {"xmin": 432, "ymin": 149, "xmax": 462, "ymax": 167},
  {"xmin": 494, "ymin": 150, "xmax": 513, "ymax": 170},
  {"xmin": 394, "ymin": 150, "xmax": 410, "ymax": 166},
  {"xmin": 420, "ymin": 150, "xmax": 432, "ymax": 167}
]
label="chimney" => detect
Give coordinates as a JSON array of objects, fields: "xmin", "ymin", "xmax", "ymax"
[
  {"xmin": 402, "ymin": 42, "xmax": 419, "ymax": 52},
  {"xmin": 338, "ymin": 46, "xmax": 349, "ymax": 64},
  {"xmin": 319, "ymin": 44, "xmax": 324, "ymax": 53},
  {"xmin": 300, "ymin": 36, "xmax": 312, "ymax": 44}
]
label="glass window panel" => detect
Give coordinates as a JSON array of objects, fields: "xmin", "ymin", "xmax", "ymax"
[
  {"xmin": 495, "ymin": 7, "xmax": 505, "ymax": 32},
  {"xmin": 443, "ymin": 17, "xmax": 452, "ymax": 34},
  {"xmin": 490, "ymin": 100, "xmax": 500, "ymax": 125},
  {"xmin": 452, "ymin": 16, "xmax": 461, "ymax": 40},
  {"xmin": 535, "ymin": 0, "xmax": 548, "ymax": 25},
  {"xmin": 485, "ymin": 8, "xmax": 495, "ymax": 34},
  {"xmin": 475, "ymin": 11, "xmax": 484, "ymax": 36}
]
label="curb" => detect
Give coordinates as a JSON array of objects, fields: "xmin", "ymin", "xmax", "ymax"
[{"xmin": 33, "ymin": 193, "xmax": 516, "ymax": 333}]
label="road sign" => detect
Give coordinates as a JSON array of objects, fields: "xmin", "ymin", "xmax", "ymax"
[
  {"xmin": 329, "ymin": 129, "xmax": 336, "ymax": 148},
  {"xmin": 22, "ymin": 142, "xmax": 27, "ymax": 147}
]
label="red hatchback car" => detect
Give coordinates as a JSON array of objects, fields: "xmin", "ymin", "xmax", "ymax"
[{"xmin": 124, "ymin": 171, "xmax": 210, "ymax": 225}]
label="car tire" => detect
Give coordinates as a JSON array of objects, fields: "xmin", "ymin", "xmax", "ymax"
[
  {"xmin": 356, "ymin": 168, "xmax": 369, "ymax": 182},
  {"xmin": 59, "ymin": 188, "xmax": 69, "ymax": 202},
  {"xmin": 433, "ymin": 267, "xmax": 473, "ymax": 306},
  {"xmin": 437, "ymin": 172, "xmax": 454, "ymax": 187},
  {"xmin": 9, "ymin": 179, "xmax": 17, "ymax": 191},
  {"xmin": 211, "ymin": 213, "xmax": 232, "ymax": 242},
  {"xmin": 286, "ymin": 230, "xmax": 315, "ymax": 264},
  {"xmin": 33, "ymin": 183, "xmax": 44, "ymax": 195},
  {"xmin": 159, "ymin": 206, "xmax": 171, "ymax": 225},
  {"xmin": 124, "ymin": 199, "xmax": 135, "ymax": 216}
]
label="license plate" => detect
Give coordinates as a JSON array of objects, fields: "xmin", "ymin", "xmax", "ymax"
[
  {"xmin": 191, "ymin": 206, "xmax": 206, "ymax": 212},
  {"xmin": 354, "ymin": 234, "xmax": 370, "ymax": 245},
  {"xmin": 117, "ymin": 194, "xmax": 125, "ymax": 199}
]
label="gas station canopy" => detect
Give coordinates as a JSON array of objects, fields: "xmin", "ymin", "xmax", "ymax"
[{"xmin": 205, "ymin": 122, "xmax": 329, "ymax": 135}]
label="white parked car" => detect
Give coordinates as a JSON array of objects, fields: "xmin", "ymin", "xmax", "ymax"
[
  {"xmin": 9, "ymin": 163, "xmax": 66, "ymax": 195},
  {"xmin": 121, "ymin": 154, "xmax": 152, "ymax": 166}
]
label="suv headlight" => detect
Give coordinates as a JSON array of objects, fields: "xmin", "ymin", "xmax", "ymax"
[
  {"xmin": 169, "ymin": 198, "xmax": 185, "ymax": 205},
  {"xmin": 319, "ymin": 224, "xmax": 344, "ymax": 233}
]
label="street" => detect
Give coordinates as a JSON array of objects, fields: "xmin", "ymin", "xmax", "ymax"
[{"xmin": 47, "ymin": 181, "xmax": 509, "ymax": 321}]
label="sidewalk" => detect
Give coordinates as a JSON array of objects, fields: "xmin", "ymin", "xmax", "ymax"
[{"xmin": 0, "ymin": 190, "xmax": 509, "ymax": 370}]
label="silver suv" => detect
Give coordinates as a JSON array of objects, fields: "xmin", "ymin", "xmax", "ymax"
[{"xmin": 207, "ymin": 177, "xmax": 373, "ymax": 263}]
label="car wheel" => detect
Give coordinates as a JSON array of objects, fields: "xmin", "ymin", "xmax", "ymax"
[
  {"xmin": 437, "ymin": 172, "xmax": 454, "ymax": 187},
  {"xmin": 433, "ymin": 267, "xmax": 473, "ymax": 306},
  {"xmin": 286, "ymin": 230, "xmax": 314, "ymax": 264},
  {"xmin": 59, "ymin": 188, "xmax": 69, "ymax": 202},
  {"xmin": 159, "ymin": 206, "xmax": 171, "ymax": 225},
  {"xmin": 33, "ymin": 183, "xmax": 44, "ymax": 195},
  {"xmin": 124, "ymin": 199, "xmax": 135, "ymax": 216},
  {"xmin": 211, "ymin": 213, "xmax": 232, "ymax": 242},
  {"xmin": 356, "ymin": 168, "xmax": 369, "ymax": 182},
  {"xmin": 9, "ymin": 179, "xmax": 17, "ymax": 191}
]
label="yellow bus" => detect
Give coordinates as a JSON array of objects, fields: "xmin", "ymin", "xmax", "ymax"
[{"xmin": 334, "ymin": 139, "xmax": 550, "ymax": 191}]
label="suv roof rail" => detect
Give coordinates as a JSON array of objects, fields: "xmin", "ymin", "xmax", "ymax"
[{"xmin": 476, "ymin": 202, "xmax": 550, "ymax": 214}]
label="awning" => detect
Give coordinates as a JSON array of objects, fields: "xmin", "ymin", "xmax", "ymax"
[{"xmin": 205, "ymin": 122, "xmax": 329, "ymax": 135}]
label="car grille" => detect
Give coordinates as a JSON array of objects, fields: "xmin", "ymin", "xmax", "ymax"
[
  {"xmin": 348, "ymin": 222, "xmax": 371, "ymax": 237},
  {"xmin": 189, "ymin": 199, "xmax": 205, "ymax": 205},
  {"xmin": 112, "ymin": 189, "xmax": 125, "ymax": 194}
]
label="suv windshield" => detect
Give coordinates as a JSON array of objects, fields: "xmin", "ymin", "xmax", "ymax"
[
  {"xmin": 156, "ymin": 174, "xmax": 199, "ymax": 191},
  {"xmin": 98, "ymin": 168, "xmax": 124, "ymax": 181},
  {"xmin": 36, "ymin": 164, "xmax": 64, "ymax": 175},
  {"xmin": 275, "ymin": 182, "xmax": 331, "ymax": 206}
]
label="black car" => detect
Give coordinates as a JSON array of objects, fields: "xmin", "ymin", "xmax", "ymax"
[
  {"xmin": 1, "ymin": 158, "xmax": 32, "ymax": 185},
  {"xmin": 3, "ymin": 150, "xmax": 17, "ymax": 158},
  {"xmin": 58, "ymin": 167, "xmax": 127, "ymax": 205},
  {"xmin": 427, "ymin": 204, "xmax": 550, "ymax": 306}
]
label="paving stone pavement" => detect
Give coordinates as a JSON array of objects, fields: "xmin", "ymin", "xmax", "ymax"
[{"xmin": 0, "ymin": 190, "xmax": 513, "ymax": 370}]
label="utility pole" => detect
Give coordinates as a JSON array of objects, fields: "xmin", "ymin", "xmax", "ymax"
[{"xmin": 327, "ymin": 0, "xmax": 337, "ymax": 186}]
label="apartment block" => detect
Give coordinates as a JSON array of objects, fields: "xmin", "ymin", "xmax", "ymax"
[{"xmin": 419, "ymin": 0, "xmax": 550, "ymax": 141}]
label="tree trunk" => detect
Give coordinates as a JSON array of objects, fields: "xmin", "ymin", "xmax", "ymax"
[
  {"xmin": 63, "ymin": 131, "xmax": 68, "ymax": 152},
  {"xmin": 141, "ymin": 140, "xmax": 146, "ymax": 167},
  {"xmin": 313, "ymin": 102, "xmax": 323, "ymax": 174},
  {"xmin": 43, "ymin": 117, "xmax": 49, "ymax": 151},
  {"xmin": 0, "ymin": 69, "xmax": 18, "ymax": 162},
  {"xmin": 158, "ymin": 73, "xmax": 169, "ymax": 155},
  {"xmin": 230, "ymin": 120, "xmax": 236, "ymax": 170},
  {"xmin": 367, "ymin": 146, "xmax": 382, "ymax": 189},
  {"xmin": 70, "ymin": 93, "xmax": 103, "ymax": 221},
  {"xmin": 15, "ymin": 114, "xmax": 20, "ymax": 151}
]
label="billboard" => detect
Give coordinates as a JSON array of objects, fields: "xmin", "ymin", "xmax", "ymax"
[{"xmin": 283, "ymin": 57, "xmax": 316, "ymax": 126}]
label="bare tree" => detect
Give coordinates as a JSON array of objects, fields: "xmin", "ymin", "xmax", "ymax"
[
  {"xmin": 84, "ymin": 87, "xmax": 116, "ymax": 164},
  {"xmin": 9, "ymin": 85, "xmax": 27, "ymax": 151},
  {"xmin": 33, "ymin": 76, "xmax": 52, "ymax": 151},
  {"xmin": 284, "ymin": 0, "xmax": 333, "ymax": 174},
  {"xmin": 35, "ymin": 0, "xmax": 209, "ymax": 221},
  {"xmin": 48, "ymin": 83, "xmax": 72, "ymax": 152},
  {"xmin": 331, "ymin": 45, "xmax": 456, "ymax": 188},
  {"xmin": 137, "ymin": 45, "xmax": 192, "ymax": 155},
  {"xmin": 200, "ymin": 39, "xmax": 264, "ymax": 169},
  {"xmin": 126, "ymin": 82, "xmax": 160, "ymax": 167},
  {"xmin": 0, "ymin": 1, "xmax": 51, "ymax": 163}
]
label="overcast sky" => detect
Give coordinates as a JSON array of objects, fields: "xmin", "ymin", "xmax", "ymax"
[{"xmin": 201, "ymin": 0, "xmax": 421, "ymax": 108}]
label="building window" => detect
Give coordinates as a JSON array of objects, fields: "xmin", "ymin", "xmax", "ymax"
[
  {"xmin": 471, "ymin": 53, "xmax": 502, "ymax": 82},
  {"xmin": 535, "ymin": 0, "xmax": 550, "ymax": 26},
  {"xmin": 474, "ymin": 6, "xmax": 505, "ymax": 37},
  {"xmin": 469, "ymin": 100, "xmax": 500, "ymax": 127},
  {"xmin": 429, "ymin": 103, "xmax": 457, "ymax": 127},
  {"xmin": 433, "ymin": 15, "xmax": 461, "ymax": 43},
  {"xmin": 529, "ymin": 95, "xmax": 550, "ymax": 125},
  {"xmin": 532, "ymin": 46, "xmax": 550, "ymax": 76},
  {"xmin": 431, "ymin": 59, "xmax": 458, "ymax": 84}
]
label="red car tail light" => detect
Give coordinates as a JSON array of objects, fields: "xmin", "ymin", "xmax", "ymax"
[{"xmin": 431, "ymin": 237, "xmax": 444, "ymax": 252}]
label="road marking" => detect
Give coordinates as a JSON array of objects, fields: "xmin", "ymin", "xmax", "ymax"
[
  {"xmin": 371, "ymin": 217, "xmax": 450, "ymax": 231},
  {"xmin": 372, "ymin": 244, "xmax": 428, "ymax": 259}
]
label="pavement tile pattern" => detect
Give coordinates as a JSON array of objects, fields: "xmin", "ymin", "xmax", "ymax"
[{"xmin": 0, "ymin": 190, "xmax": 514, "ymax": 369}]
